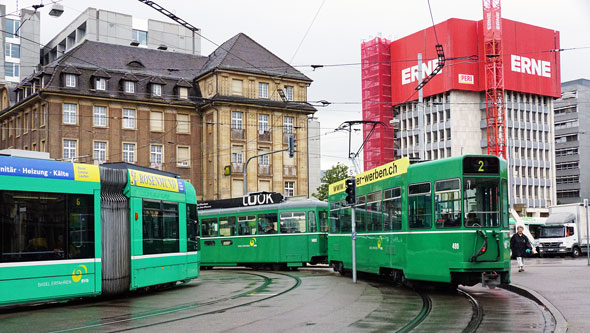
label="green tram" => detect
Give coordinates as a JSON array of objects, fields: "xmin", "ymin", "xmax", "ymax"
[
  {"xmin": 328, "ymin": 155, "xmax": 511, "ymax": 287},
  {"xmin": 198, "ymin": 196, "xmax": 328, "ymax": 270},
  {"xmin": 0, "ymin": 155, "xmax": 199, "ymax": 306}
]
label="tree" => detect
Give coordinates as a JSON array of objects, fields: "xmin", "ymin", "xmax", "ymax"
[{"xmin": 312, "ymin": 163, "xmax": 350, "ymax": 201}]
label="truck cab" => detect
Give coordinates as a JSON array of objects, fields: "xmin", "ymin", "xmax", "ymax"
[{"xmin": 538, "ymin": 213, "xmax": 580, "ymax": 257}]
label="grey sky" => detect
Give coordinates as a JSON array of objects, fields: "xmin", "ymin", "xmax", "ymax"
[{"xmin": 6, "ymin": 0, "xmax": 589, "ymax": 170}]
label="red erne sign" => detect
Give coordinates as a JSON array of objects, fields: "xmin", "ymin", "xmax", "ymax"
[{"xmin": 390, "ymin": 18, "xmax": 560, "ymax": 104}]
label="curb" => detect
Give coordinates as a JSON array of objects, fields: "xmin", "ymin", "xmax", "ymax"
[{"xmin": 501, "ymin": 283, "xmax": 568, "ymax": 333}]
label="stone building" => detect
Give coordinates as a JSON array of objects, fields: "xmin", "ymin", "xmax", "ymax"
[{"xmin": 0, "ymin": 33, "xmax": 316, "ymax": 200}]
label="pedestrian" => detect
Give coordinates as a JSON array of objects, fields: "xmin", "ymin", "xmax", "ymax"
[{"xmin": 510, "ymin": 225, "xmax": 532, "ymax": 272}]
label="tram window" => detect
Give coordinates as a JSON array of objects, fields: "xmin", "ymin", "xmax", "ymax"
[
  {"xmin": 238, "ymin": 215, "xmax": 257, "ymax": 235},
  {"xmin": 355, "ymin": 198, "xmax": 367, "ymax": 233},
  {"xmin": 366, "ymin": 191, "xmax": 383, "ymax": 232},
  {"xmin": 257, "ymin": 213, "xmax": 278, "ymax": 234},
  {"xmin": 408, "ymin": 183, "xmax": 432, "ymax": 229},
  {"xmin": 383, "ymin": 187, "xmax": 402, "ymax": 231},
  {"xmin": 219, "ymin": 216, "xmax": 237, "ymax": 236},
  {"xmin": 308, "ymin": 211, "xmax": 317, "ymax": 233},
  {"xmin": 340, "ymin": 207, "xmax": 352, "ymax": 233},
  {"xmin": 142, "ymin": 201, "xmax": 179, "ymax": 255},
  {"xmin": 330, "ymin": 202, "xmax": 341, "ymax": 233},
  {"xmin": 434, "ymin": 179, "xmax": 461, "ymax": 228},
  {"xmin": 201, "ymin": 218, "xmax": 218, "ymax": 237},
  {"xmin": 0, "ymin": 191, "xmax": 95, "ymax": 262},
  {"xmin": 319, "ymin": 210, "xmax": 329, "ymax": 232},
  {"xmin": 464, "ymin": 177, "xmax": 500, "ymax": 227},
  {"xmin": 501, "ymin": 179, "xmax": 509, "ymax": 228},
  {"xmin": 280, "ymin": 212, "xmax": 306, "ymax": 233},
  {"xmin": 187, "ymin": 204, "xmax": 199, "ymax": 251}
]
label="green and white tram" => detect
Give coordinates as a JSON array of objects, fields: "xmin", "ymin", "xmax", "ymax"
[
  {"xmin": 198, "ymin": 195, "xmax": 328, "ymax": 270},
  {"xmin": 328, "ymin": 155, "xmax": 511, "ymax": 287},
  {"xmin": 0, "ymin": 155, "xmax": 199, "ymax": 306}
]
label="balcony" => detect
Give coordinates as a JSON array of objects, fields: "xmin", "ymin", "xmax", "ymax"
[
  {"xmin": 258, "ymin": 164, "xmax": 272, "ymax": 176},
  {"xmin": 284, "ymin": 165, "xmax": 297, "ymax": 177},
  {"xmin": 258, "ymin": 130, "xmax": 271, "ymax": 142},
  {"xmin": 231, "ymin": 162, "xmax": 244, "ymax": 173},
  {"xmin": 231, "ymin": 128, "xmax": 245, "ymax": 140}
]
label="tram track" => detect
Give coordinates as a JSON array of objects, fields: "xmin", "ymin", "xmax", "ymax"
[
  {"xmin": 457, "ymin": 288, "xmax": 484, "ymax": 333},
  {"xmin": 395, "ymin": 290, "xmax": 432, "ymax": 333},
  {"xmin": 50, "ymin": 270, "xmax": 301, "ymax": 333}
]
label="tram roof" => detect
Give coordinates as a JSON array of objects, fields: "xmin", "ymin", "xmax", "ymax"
[{"xmin": 199, "ymin": 198, "xmax": 328, "ymax": 216}]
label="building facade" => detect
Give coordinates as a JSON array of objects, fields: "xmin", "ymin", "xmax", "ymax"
[
  {"xmin": 363, "ymin": 18, "xmax": 561, "ymax": 217},
  {"xmin": 0, "ymin": 33, "xmax": 317, "ymax": 201},
  {"xmin": 553, "ymin": 79, "xmax": 590, "ymax": 204},
  {"xmin": 42, "ymin": 7, "xmax": 201, "ymax": 65},
  {"xmin": 0, "ymin": 5, "xmax": 40, "ymax": 83}
]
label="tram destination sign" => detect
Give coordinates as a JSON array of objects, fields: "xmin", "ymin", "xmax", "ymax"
[
  {"xmin": 462, "ymin": 156, "xmax": 500, "ymax": 175},
  {"xmin": 198, "ymin": 192, "xmax": 284, "ymax": 210},
  {"xmin": 329, "ymin": 157, "xmax": 410, "ymax": 196}
]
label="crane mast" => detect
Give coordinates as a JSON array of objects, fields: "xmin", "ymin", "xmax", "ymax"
[{"xmin": 482, "ymin": 0, "xmax": 507, "ymax": 159}]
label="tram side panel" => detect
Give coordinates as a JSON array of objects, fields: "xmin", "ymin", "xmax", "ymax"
[{"xmin": 0, "ymin": 157, "xmax": 101, "ymax": 305}]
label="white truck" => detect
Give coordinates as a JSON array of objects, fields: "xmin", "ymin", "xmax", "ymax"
[{"xmin": 537, "ymin": 203, "xmax": 590, "ymax": 257}]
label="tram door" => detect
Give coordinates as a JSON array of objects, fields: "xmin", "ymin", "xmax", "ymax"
[{"xmin": 279, "ymin": 211, "xmax": 309, "ymax": 264}]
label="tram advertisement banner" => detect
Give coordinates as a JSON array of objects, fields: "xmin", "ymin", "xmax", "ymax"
[
  {"xmin": 0, "ymin": 156, "xmax": 99, "ymax": 182},
  {"xmin": 329, "ymin": 157, "xmax": 410, "ymax": 195},
  {"xmin": 128, "ymin": 169, "xmax": 186, "ymax": 193}
]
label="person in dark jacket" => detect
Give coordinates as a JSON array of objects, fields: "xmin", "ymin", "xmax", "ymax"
[{"xmin": 511, "ymin": 225, "xmax": 532, "ymax": 272}]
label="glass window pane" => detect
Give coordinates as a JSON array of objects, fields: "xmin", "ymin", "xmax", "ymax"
[
  {"xmin": 142, "ymin": 201, "xmax": 179, "ymax": 254},
  {"xmin": 308, "ymin": 211, "xmax": 317, "ymax": 232},
  {"xmin": 464, "ymin": 177, "xmax": 500, "ymax": 227},
  {"xmin": 280, "ymin": 212, "xmax": 306, "ymax": 233},
  {"xmin": 1, "ymin": 191, "xmax": 94, "ymax": 262},
  {"xmin": 187, "ymin": 204, "xmax": 199, "ymax": 251},
  {"xmin": 238, "ymin": 215, "xmax": 257, "ymax": 235},
  {"xmin": 435, "ymin": 179, "xmax": 461, "ymax": 228},
  {"xmin": 258, "ymin": 213, "xmax": 278, "ymax": 234},
  {"xmin": 408, "ymin": 183, "xmax": 432, "ymax": 229},
  {"xmin": 201, "ymin": 218, "xmax": 218, "ymax": 237},
  {"xmin": 219, "ymin": 216, "xmax": 237, "ymax": 236}
]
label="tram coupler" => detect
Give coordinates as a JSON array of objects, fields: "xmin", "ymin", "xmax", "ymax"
[{"xmin": 481, "ymin": 271, "xmax": 500, "ymax": 289}]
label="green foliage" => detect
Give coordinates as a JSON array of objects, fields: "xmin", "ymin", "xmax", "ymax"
[{"xmin": 312, "ymin": 163, "xmax": 350, "ymax": 201}]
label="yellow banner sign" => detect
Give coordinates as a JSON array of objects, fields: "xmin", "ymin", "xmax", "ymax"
[
  {"xmin": 128, "ymin": 169, "xmax": 186, "ymax": 193},
  {"xmin": 73, "ymin": 163, "xmax": 100, "ymax": 182},
  {"xmin": 329, "ymin": 157, "xmax": 410, "ymax": 195}
]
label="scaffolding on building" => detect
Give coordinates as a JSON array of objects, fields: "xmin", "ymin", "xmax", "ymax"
[{"xmin": 361, "ymin": 37, "xmax": 394, "ymax": 171}]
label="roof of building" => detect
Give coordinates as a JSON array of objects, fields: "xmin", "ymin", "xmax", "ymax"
[
  {"xmin": 561, "ymin": 78, "xmax": 590, "ymax": 87},
  {"xmin": 200, "ymin": 33, "xmax": 312, "ymax": 82}
]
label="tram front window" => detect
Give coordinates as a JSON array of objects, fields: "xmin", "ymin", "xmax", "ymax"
[{"xmin": 463, "ymin": 177, "xmax": 500, "ymax": 227}]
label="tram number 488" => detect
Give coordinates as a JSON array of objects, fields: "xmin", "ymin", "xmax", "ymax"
[{"xmin": 451, "ymin": 242, "xmax": 460, "ymax": 250}]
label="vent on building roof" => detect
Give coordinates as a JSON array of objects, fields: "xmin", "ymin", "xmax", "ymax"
[
  {"xmin": 560, "ymin": 91, "xmax": 577, "ymax": 100},
  {"xmin": 127, "ymin": 60, "xmax": 145, "ymax": 69},
  {"xmin": 158, "ymin": 44, "xmax": 168, "ymax": 50}
]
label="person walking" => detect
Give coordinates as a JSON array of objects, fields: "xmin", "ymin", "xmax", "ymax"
[{"xmin": 511, "ymin": 225, "xmax": 532, "ymax": 272}]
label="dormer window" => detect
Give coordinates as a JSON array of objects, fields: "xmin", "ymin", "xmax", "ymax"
[
  {"xmin": 124, "ymin": 81, "xmax": 135, "ymax": 94},
  {"xmin": 152, "ymin": 84, "xmax": 162, "ymax": 97},
  {"xmin": 284, "ymin": 86, "xmax": 294, "ymax": 101},
  {"xmin": 95, "ymin": 78, "xmax": 106, "ymax": 91},
  {"xmin": 65, "ymin": 74, "xmax": 76, "ymax": 88},
  {"xmin": 179, "ymin": 87, "xmax": 188, "ymax": 99}
]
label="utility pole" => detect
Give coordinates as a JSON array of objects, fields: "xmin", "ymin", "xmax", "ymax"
[
  {"xmin": 417, "ymin": 53, "xmax": 424, "ymax": 161},
  {"xmin": 585, "ymin": 198, "xmax": 589, "ymax": 266},
  {"xmin": 243, "ymin": 148, "xmax": 288, "ymax": 195}
]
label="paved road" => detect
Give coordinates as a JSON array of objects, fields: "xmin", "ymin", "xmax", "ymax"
[
  {"xmin": 511, "ymin": 256, "xmax": 590, "ymax": 332},
  {"xmin": 0, "ymin": 268, "xmax": 550, "ymax": 332}
]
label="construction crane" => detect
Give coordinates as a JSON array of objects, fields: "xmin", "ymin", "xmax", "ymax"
[{"xmin": 482, "ymin": 0, "xmax": 507, "ymax": 159}]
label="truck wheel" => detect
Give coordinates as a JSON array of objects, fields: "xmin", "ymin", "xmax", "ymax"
[{"xmin": 572, "ymin": 247, "xmax": 581, "ymax": 258}]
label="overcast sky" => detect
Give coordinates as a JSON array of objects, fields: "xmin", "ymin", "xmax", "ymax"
[{"xmin": 5, "ymin": 0, "xmax": 589, "ymax": 171}]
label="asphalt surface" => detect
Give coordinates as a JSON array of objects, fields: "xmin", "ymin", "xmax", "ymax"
[
  {"xmin": 0, "ymin": 267, "xmax": 552, "ymax": 332},
  {"xmin": 510, "ymin": 256, "xmax": 590, "ymax": 332}
]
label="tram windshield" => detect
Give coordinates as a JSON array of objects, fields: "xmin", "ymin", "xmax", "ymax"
[{"xmin": 463, "ymin": 177, "xmax": 500, "ymax": 227}]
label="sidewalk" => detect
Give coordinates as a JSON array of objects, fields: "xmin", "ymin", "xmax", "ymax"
[{"xmin": 510, "ymin": 256, "xmax": 590, "ymax": 332}]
